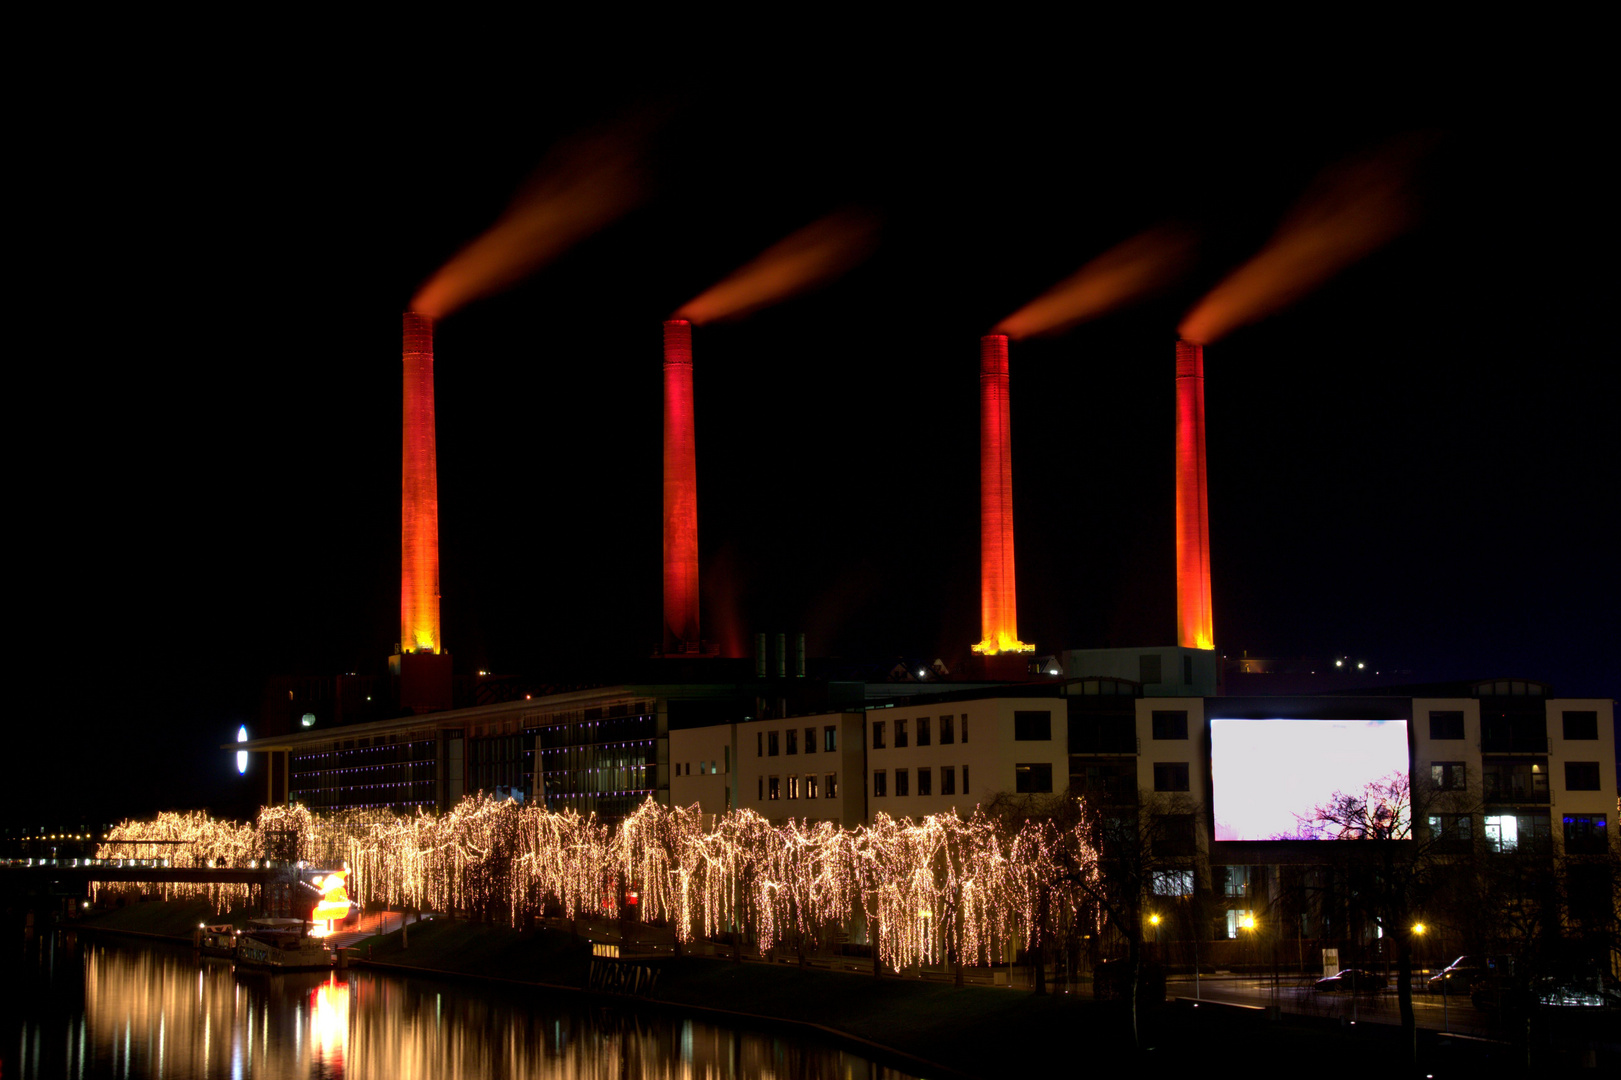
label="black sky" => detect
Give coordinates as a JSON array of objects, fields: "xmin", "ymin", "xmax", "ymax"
[{"xmin": 10, "ymin": 30, "xmax": 1616, "ymax": 823}]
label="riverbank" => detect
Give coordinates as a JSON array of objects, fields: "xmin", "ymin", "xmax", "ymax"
[
  {"xmin": 71, "ymin": 903, "xmax": 1553, "ymax": 1077},
  {"xmin": 75, "ymin": 898, "xmax": 254, "ymax": 941}
]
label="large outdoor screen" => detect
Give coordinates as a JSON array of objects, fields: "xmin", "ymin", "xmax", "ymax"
[{"xmin": 1210, "ymin": 719, "xmax": 1410, "ymax": 841}]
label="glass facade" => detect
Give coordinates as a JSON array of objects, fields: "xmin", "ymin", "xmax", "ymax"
[
  {"xmin": 535, "ymin": 701, "xmax": 661, "ymax": 821},
  {"xmin": 290, "ymin": 733, "xmax": 438, "ymax": 812}
]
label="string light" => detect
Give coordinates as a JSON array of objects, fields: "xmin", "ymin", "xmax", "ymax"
[{"xmin": 92, "ymin": 796, "xmax": 1101, "ymax": 969}]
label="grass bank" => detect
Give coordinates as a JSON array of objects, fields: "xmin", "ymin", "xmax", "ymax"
[
  {"xmin": 75, "ymin": 899, "xmax": 255, "ymax": 942},
  {"xmin": 360, "ymin": 919, "xmax": 1539, "ymax": 1078}
]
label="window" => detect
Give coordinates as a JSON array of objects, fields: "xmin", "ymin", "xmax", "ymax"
[
  {"xmin": 1139, "ymin": 653, "xmax": 1162, "ymax": 684},
  {"xmin": 1566, "ymin": 762, "xmax": 1601, "ymax": 791},
  {"xmin": 940, "ymin": 715, "xmax": 955, "ymax": 744},
  {"xmin": 896, "ymin": 719, "xmax": 909, "ymax": 747},
  {"xmin": 768, "ymin": 731, "xmax": 779, "ymax": 757},
  {"xmin": 806, "ymin": 774, "xmax": 818, "ymax": 799},
  {"xmin": 943, "ymin": 765, "xmax": 956, "ymax": 795},
  {"xmin": 1563, "ymin": 814, "xmax": 1608, "ymax": 854},
  {"xmin": 768, "ymin": 776, "xmax": 780, "ymax": 800},
  {"xmin": 805, "ymin": 727, "xmax": 816, "ymax": 753},
  {"xmin": 1014, "ymin": 711, "xmax": 1052, "ymax": 740},
  {"xmin": 826, "ymin": 772, "xmax": 837, "ymax": 798},
  {"xmin": 872, "ymin": 721, "xmax": 885, "ymax": 749},
  {"xmin": 1183, "ymin": 654, "xmax": 1193, "ymax": 685},
  {"xmin": 1151, "ymin": 710, "xmax": 1188, "ymax": 740},
  {"xmin": 787, "ymin": 775, "xmax": 799, "ymax": 799},
  {"xmin": 918, "ymin": 717, "xmax": 931, "ymax": 746},
  {"xmin": 758, "ymin": 776, "xmax": 763, "ymax": 800},
  {"xmin": 1483, "ymin": 760, "xmax": 1549, "ymax": 800},
  {"xmin": 1429, "ymin": 711, "xmax": 1465, "ymax": 740},
  {"xmin": 724, "ymin": 747, "xmax": 730, "ymax": 774},
  {"xmin": 757, "ymin": 732, "xmax": 763, "ymax": 758},
  {"xmin": 1153, "ymin": 762, "xmax": 1190, "ymax": 792},
  {"xmin": 1563, "ymin": 711, "xmax": 1599, "ymax": 740},
  {"xmin": 1015, "ymin": 763, "xmax": 1053, "ymax": 793},
  {"xmin": 1152, "ymin": 870, "xmax": 1194, "ymax": 896},
  {"xmin": 824, "ymin": 726, "xmax": 837, "ymax": 752},
  {"xmin": 918, "ymin": 767, "xmax": 932, "ymax": 796},
  {"xmin": 873, "ymin": 770, "xmax": 887, "ymax": 797},
  {"xmin": 1426, "ymin": 813, "xmax": 1472, "ymax": 844},
  {"xmin": 1431, "ymin": 762, "xmax": 1467, "ymax": 791},
  {"xmin": 786, "ymin": 729, "xmax": 797, "ymax": 755},
  {"xmin": 963, "ymin": 765, "xmax": 970, "ymax": 793},
  {"xmin": 1156, "ymin": 814, "xmax": 1197, "ymax": 856},
  {"xmin": 1485, "ymin": 812, "xmax": 1552, "ymax": 853},
  {"xmin": 896, "ymin": 768, "xmax": 910, "ymax": 796},
  {"xmin": 962, "ymin": 715, "xmax": 969, "ymax": 742}
]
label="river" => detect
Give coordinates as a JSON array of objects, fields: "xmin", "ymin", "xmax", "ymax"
[{"xmin": 4, "ymin": 932, "xmax": 919, "ymax": 1079}]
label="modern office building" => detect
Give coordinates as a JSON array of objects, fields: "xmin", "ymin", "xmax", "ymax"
[
  {"xmin": 235, "ymin": 683, "xmax": 752, "ymax": 820},
  {"xmin": 658, "ymin": 675, "xmax": 1615, "ymax": 944}
]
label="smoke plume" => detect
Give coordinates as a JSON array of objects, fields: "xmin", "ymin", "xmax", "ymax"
[
  {"xmin": 996, "ymin": 224, "xmax": 1197, "ymax": 339},
  {"xmin": 677, "ymin": 209, "xmax": 880, "ymax": 325},
  {"xmin": 1179, "ymin": 135, "xmax": 1430, "ymax": 345},
  {"xmin": 411, "ymin": 125, "xmax": 653, "ymax": 319}
]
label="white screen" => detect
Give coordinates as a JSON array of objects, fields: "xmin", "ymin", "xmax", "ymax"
[{"xmin": 1210, "ymin": 719, "xmax": 1409, "ymax": 840}]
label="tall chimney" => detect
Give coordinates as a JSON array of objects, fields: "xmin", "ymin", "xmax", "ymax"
[
  {"xmin": 973, "ymin": 334, "xmax": 1030, "ymax": 655},
  {"xmin": 1175, "ymin": 339, "xmax": 1214, "ymax": 650},
  {"xmin": 401, "ymin": 312, "xmax": 441, "ymax": 655},
  {"xmin": 662, "ymin": 319, "xmax": 700, "ymax": 654}
]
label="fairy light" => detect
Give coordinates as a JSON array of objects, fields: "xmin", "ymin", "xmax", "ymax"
[{"xmin": 91, "ymin": 795, "xmax": 1101, "ymax": 970}]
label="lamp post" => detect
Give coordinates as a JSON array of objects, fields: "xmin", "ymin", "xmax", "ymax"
[{"xmin": 1238, "ymin": 913, "xmax": 1256, "ymax": 992}]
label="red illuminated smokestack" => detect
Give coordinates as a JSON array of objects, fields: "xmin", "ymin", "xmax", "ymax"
[
  {"xmin": 973, "ymin": 334, "xmax": 1031, "ymax": 656},
  {"xmin": 1175, "ymin": 339, "xmax": 1214, "ymax": 651},
  {"xmin": 401, "ymin": 312, "xmax": 442, "ymax": 655},
  {"xmin": 663, "ymin": 319, "xmax": 700, "ymax": 653}
]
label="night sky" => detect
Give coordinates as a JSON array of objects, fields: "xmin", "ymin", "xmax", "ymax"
[{"xmin": 11, "ymin": 34, "xmax": 1615, "ymax": 823}]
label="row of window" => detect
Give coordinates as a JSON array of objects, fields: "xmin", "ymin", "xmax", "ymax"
[
  {"xmin": 871, "ymin": 715, "xmax": 968, "ymax": 749},
  {"xmin": 1428, "ymin": 709, "xmax": 1599, "ymax": 741},
  {"xmin": 676, "ymin": 751, "xmax": 728, "ymax": 776},
  {"xmin": 1430, "ymin": 760, "xmax": 1602, "ymax": 794},
  {"xmin": 872, "ymin": 765, "xmax": 973, "ymax": 797},
  {"xmin": 758, "ymin": 726, "xmax": 839, "ymax": 757},
  {"xmin": 760, "ymin": 773, "xmax": 839, "ymax": 800},
  {"xmin": 1427, "ymin": 811, "xmax": 1609, "ymax": 854}
]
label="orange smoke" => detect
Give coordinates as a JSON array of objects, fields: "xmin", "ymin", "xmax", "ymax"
[
  {"xmin": 411, "ymin": 126, "xmax": 652, "ymax": 319},
  {"xmin": 676, "ymin": 209, "xmax": 879, "ymax": 324},
  {"xmin": 997, "ymin": 224, "xmax": 1197, "ymax": 339},
  {"xmin": 1179, "ymin": 135, "xmax": 1430, "ymax": 344}
]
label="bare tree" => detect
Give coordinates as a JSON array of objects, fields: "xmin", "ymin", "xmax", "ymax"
[{"xmin": 1300, "ymin": 769, "xmax": 1482, "ymax": 1062}]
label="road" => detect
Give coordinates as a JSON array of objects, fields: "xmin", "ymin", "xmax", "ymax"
[{"xmin": 1167, "ymin": 975, "xmax": 1499, "ymax": 1038}]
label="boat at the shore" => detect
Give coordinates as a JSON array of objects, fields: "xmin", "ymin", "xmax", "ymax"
[
  {"xmin": 233, "ymin": 918, "xmax": 331, "ymax": 971},
  {"xmin": 197, "ymin": 924, "xmax": 237, "ymax": 958}
]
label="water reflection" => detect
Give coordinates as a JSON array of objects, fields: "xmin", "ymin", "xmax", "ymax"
[{"xmin": 8, "ymin": 934, "xmax": 916, "ymax": 1079}]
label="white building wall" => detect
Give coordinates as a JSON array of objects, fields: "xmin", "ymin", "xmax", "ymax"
[
  {"xmin": 1411, "ymin": 697, "xmax": 1482, "ymax": 794},
  {"xmin": 736, "ymin": 713, "xmax": 864, "ymax": 827},
  {"xmin": 1134, "ymin": 697, "xmax": 1209, "ymax": 809},
  {"xmin": 669, "ymin": 724, "xmax": 734, "ymax": 821},
  {"xmin": 1546, "ymin": 698, "xmax": 1616, "ymax": 854},
  {"xmin": 865, "ymin": 696, "xmax": 1068, "ymax": 821}
]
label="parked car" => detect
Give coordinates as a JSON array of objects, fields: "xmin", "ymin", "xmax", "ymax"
[
  {"xmin": 1314, "ymin": 969, "xmax": 1388, "ymax": 993},
  {"xmin": 1427, "ymin": 955, "xmax": 1490, "ymax": 994},
  {"xmin": 1471, "ymin": 972, "xmax": 1620, "ymax": 1013}
]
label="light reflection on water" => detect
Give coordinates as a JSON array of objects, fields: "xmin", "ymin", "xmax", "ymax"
[{"xmin": 6, "ymin": 934, "xmax": 915, "ymax": 1079}]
